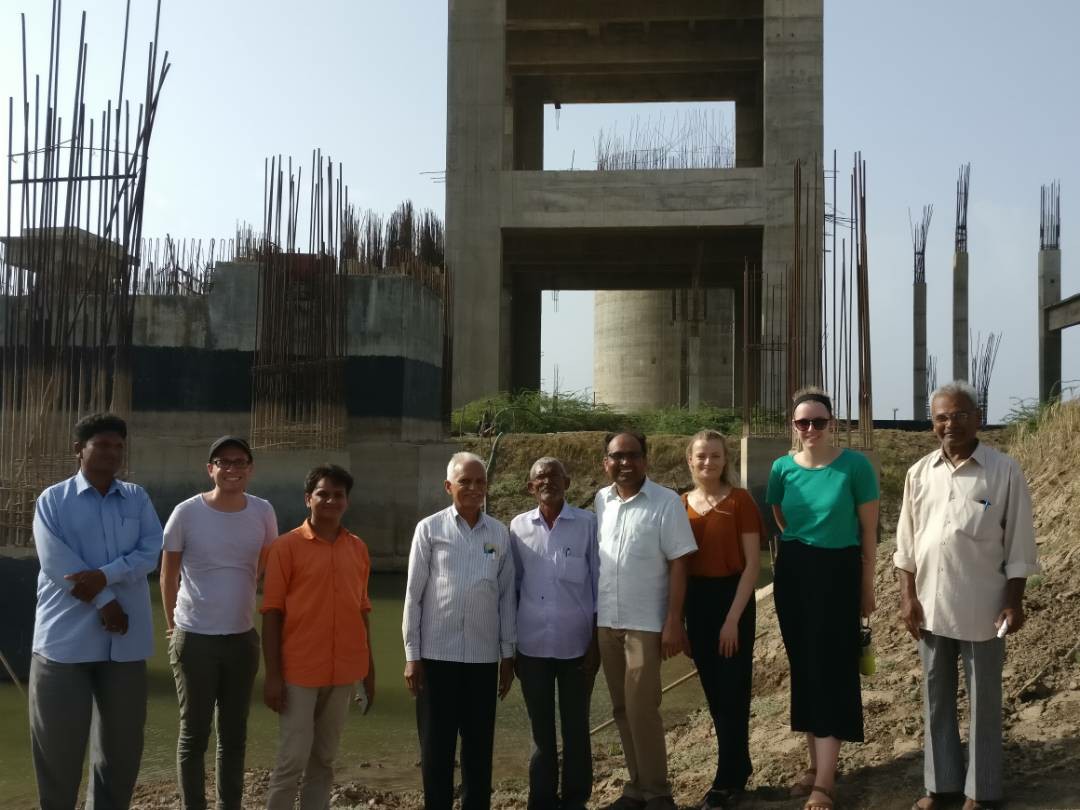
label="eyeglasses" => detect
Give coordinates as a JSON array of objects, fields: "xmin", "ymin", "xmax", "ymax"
[
  {"xmin": 792, "ymin": 418, "xmax": 830, "ymax": 432},
  {"xmin": 211, "ymin": 458, "xmax": 251, "ymax": 470},
  {"xmin": 606, "ymin": 451, "xmax": 644, "ymax": 463},
  {"xmin": 932, "ymin": 411, "xmax": 972, "ymax": 425}
]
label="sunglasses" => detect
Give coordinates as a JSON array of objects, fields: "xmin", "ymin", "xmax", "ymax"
[{"xmin": 792, "ymin": 418, "xmax": 830, "ymax": 432}]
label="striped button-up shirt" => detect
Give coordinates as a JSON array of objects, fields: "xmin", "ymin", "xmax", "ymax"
[
  {"xmin": 894, "ymin": 442, "xmax": 1041, "ymax": 641},
  {"xmin": 403, "ymin": 506, "xmax": 516, "ymax": 663},
  {"xmin": 510, "ymin": 504, "xmax": 599, "ymax": 659}
]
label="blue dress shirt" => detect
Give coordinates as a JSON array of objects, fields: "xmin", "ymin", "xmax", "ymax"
[
  {"xmin": 510, "ymin": 504, "xmax": 599, "ymax": 660},
  {"xmin": 32, "ymin": 472, "xmax": 163, "ymax": 663}
]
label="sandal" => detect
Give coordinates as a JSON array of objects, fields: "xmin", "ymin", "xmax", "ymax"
[
  {"xmin": 789, "ymin": 768, "xmax": 817, "ymax": 798},
  {"xmin": 913, "ymin": 792, "xmax": 961, "ymax": 810},
  {"xmin": 803, "ymin": 786, "xmax": 833, "ymax": 810}
]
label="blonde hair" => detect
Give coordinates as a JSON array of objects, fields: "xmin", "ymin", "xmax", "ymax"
[{"xmin": 685, "ymin": 429, "xmax": 740, "ymax": 487}]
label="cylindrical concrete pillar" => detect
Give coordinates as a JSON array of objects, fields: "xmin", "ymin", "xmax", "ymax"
[
  {"xmin": 593, "ymin": 289, "xmax": 735, "ymax": 411},
  {"xmin": 1038, "ymin": 248, "xmax": 1062, "ymax": 401},
  {"xmin": 952, "ymin": 251, "xmax": 969, "ymax": 381}
]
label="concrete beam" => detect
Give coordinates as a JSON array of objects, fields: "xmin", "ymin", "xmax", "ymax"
[
  {"xmin": 501, "ymin": 168, "xmax": 765, "ymax": 230},
  {"xmin": 1046, "ymin": 291, "xmax": 1080, "ymax": 332},
  {"xmin": 507, "ymin": 26, "xmax": 762, "ymax": 73},
  {"xmin": 531, "ymin": 71, "xmax": 751, "ymax": 103},
  {"xmin": 507, "ymin": 0, "xmax": 763, "ymax": 30}
]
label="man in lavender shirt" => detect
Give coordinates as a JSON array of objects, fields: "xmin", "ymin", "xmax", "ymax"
[{"xmin": 510, "ymin": 457, "xmax": 600, "ymax": 810}]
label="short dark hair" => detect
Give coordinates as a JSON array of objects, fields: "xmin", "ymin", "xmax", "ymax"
[
  {"xmin": 74, "ymin": 412, "xmax": 128, "ymax": 444},
  {"xmin": 304, "ymin": 464, "xmax": 354, "ymax": 495},
  {"xmin": 604, "ymin": 430, "xmax": 647, "ymax": 457}
]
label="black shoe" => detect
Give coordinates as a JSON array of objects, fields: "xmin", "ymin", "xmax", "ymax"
[
  {"xmin": 600, "ymin": 797, "xmax": 648, "ymax": 810},
  {"xmin": 700, "ymin": 788, "xmax": 745, "ymax": 809}
]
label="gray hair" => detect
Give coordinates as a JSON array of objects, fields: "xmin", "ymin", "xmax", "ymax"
[
  {"xmin": 446, "ymin": 451, "xmax": 486, "ymax": 481},
  {"xmin": 930, "ymin": 380, "xmax": 979, "ymax": 411},
  {"xmin": 528, "ymin": 456, "xmax": 568, "ymax": 481}
]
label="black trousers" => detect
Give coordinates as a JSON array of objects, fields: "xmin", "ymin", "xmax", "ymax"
[
  {"xmin": 685, "ymin": 575, "xmax": 756, "ymax": 793},
  {"xmin": 516, "ymin": 652, "xmax": 593, "ymax": 810},
  {"xmin": 416, "ymin": 659, "xmax": 498, "ymax": 810},
  {"xmin": 773, "ymin": 539, "xmax": 864, "ymax": 742}
]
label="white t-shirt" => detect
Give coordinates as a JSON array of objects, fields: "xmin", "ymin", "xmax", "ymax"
[
  {"xmin": 163, "ymin": 493, "xmax": 279, "ymax": 635},
  {"xmin": 594, "ymin": 477, "xmax": 697, "ymax": 633}
]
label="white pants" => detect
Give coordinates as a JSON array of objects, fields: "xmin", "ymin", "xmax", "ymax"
[{"xmin": 265, "ymin": 683, "xmax": 353, "ymax": 810}]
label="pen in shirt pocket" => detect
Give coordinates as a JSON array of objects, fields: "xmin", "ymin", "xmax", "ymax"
[{"xmin": 977, "ymin": 498, "xmax": 991, "ymax": 511}]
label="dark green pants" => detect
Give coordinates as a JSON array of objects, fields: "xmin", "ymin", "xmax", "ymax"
[{"xmin": 169, "ymin": 628, "xmax": 260, "ymax": 810}]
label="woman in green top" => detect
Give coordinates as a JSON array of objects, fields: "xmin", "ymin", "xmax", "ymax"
[{"xmin": 766, "ymin": 389, "xmax": 879, "ymax": 810}]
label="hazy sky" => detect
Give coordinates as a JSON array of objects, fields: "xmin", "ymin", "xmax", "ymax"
[{"xmin": 1, "ymin": 0, "xmax": 1077, "ymax": 421}]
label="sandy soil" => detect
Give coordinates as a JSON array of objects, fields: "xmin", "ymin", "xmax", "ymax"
[{"xmin": 128, "ymin": 426, "xmax": 1080, "ymax": 809}]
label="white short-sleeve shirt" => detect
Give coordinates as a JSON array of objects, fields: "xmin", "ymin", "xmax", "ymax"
[
  {"xmin": 163, "ymin": 493, "xmax": 278, "ymax": 635},
  {"xmin": 595, "ymin": 477, "xmax": 697, "ymax": 633}
]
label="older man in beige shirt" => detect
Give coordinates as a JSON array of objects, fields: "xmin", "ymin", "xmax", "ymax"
[{"xmin": 894, "ymin": 381, "xmax": 1040, "ymax": 810}]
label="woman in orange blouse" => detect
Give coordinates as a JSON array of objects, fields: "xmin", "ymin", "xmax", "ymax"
[{"xmin": 682, "ymin": 429, "xmax": 762, "ymax": 809}]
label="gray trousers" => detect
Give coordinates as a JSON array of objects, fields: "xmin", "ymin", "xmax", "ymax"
[
  {"xmin": 169, "ymin": 628, "xmax": 261, "ymax": 810},
  {"xmin": 919, "ymin": 632, "xmax": 1006, "ymax": 801},
  {"xmin": 29, "ymin": 653, "xmax": 147, "ymax": 810},
  {"xmin": 515, "ymin": 653, "xmax": 594, "ymax": 810}
]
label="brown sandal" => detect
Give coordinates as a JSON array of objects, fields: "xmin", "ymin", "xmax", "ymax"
[
  {"xmin": 789, "ymin": 768, "xmax": 817, "ymax": 798},
  {"xmin": 804, "ymin": 786, "xmax": 833, "ymax": 810}
]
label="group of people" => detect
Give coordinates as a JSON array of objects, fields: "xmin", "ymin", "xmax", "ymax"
[{"xmin": 27, "ymin": 377, "xmax": 1038, "ymax": 810}]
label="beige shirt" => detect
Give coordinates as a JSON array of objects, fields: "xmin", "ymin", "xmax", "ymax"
[{"xmin": 893, "ymin": 442, "xmax": 1040, "ymax": 641}]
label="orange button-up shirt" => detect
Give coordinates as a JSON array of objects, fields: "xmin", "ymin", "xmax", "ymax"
[{"xmin": 261, "ymin": 521, "xmax": 372, "ymax": 687}]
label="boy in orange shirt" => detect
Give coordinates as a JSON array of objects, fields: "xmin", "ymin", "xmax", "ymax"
[{"xmin": 261, "ymin": 464, "xmax": 375, "ymax": 810}]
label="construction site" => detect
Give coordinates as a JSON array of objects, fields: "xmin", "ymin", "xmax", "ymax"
[{"xmin": 0, "ymin": 0, "xmax": 1078, "ymax": 807}]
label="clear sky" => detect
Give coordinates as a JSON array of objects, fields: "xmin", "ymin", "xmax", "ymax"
[{"xmin": 1, "ymin": 0, "xmax": 1077, "ymax": 421}]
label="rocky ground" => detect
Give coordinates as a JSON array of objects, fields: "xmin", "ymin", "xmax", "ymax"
[{"xmin": 130, "ymin": 419, "xmax": 1080, "ymax": 809}]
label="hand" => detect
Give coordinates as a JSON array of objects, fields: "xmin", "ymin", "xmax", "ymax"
[
  {"xmin": 498, "ymin": 657, "xmax": 515, "ymax": 700},
  {"xmin": 404, "ymin": 660, "xmax": 424, "ymax": 697},
  {"xmin": 996, "ymin": 604, "xmax": 1025, "ymax": 636},
  {"xmin": 861, "ymin": 579, "xmax": 876, "ymax": 618},
  {"xmin": 66, "ymin": 569, "xmax": 107, "ymax": 602},
  {"xmin": 264, "ymin": 673, "xmax": 287, "ymax": 712},
  {"xmin": 98, "ymin": 600, "xmax": 128, "ymax": 634},
  {"xmin": 718, "ymin": 618, "xmax": 739, "ymax": 658},
  {"xmin": 899, "ymin": 594, "xmax": 924, "ymax": 641},
  {"xmin": 362, "ymin": 671, "xmax": 376, "ymax": 714},
  {"xmin": 661, "ymin": 616, "xmax": 687, "ymax": 660}
]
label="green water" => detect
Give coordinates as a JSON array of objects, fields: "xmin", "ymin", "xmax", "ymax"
[{"xmin": 0, "ymin": 567, "xmax": 772, "ymax": 807}]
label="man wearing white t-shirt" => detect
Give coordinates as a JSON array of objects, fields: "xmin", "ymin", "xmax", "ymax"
[
  {"xmin": 595, "ymin": 432, "xmax": 697, "ymax": 810},
  {"xmin": 160, "ymin": 436, "xmax": 279, "ymax": 810}
]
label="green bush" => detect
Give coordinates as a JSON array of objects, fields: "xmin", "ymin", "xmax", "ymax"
[{"xmin": 451, "ymin": 390, "xmax": 740, "ymax": 437}]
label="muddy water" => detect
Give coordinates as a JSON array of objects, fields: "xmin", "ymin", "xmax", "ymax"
[{"xmin": 0, "ymin": 566, "xmax": 772, "ymax": 807}]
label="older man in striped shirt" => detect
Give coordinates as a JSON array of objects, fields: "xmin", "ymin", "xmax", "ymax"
[{"xmin": 402, "ymin": 451, "xmax": 517, "ymax": 810}]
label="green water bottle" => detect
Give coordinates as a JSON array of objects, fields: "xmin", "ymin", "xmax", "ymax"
[{"xmin": 859, "ymin": 618, "xmax": 876, "ymax": 677}]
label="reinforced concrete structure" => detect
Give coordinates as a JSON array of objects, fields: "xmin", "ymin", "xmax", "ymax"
[
  {"xmin": 953, "ymin": 164, "xmax": 971, "ymax": 382},
  {"xmin": 446, "ymin": 0, "xmax": 824, "ymax": 407},
  {"xmin": 1038, "ymin": 181, "xmax": 1066, "ymax": 401}
]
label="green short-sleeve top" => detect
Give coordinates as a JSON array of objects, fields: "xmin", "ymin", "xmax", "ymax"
[{"xmin": 765, "ymin": 448, "xmax": 879, "ymax": 549}]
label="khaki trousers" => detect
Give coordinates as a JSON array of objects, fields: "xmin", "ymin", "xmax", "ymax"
[
  {"xmin": 597, "ymin": 627, "xmax": 670, "ymax": 801},
  {"xmin": 265, "ymin": 683, "xmax": 352, "ymax": 810}
]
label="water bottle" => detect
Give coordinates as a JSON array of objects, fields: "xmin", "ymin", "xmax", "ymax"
[{"xmin": 859, "ymin": 618, "xmax": 876, "ymax": 677}]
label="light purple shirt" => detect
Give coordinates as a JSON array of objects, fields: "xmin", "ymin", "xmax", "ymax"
[{"xmin": 510, "ymin": 503, "xmax": 599, "ymax": 660}]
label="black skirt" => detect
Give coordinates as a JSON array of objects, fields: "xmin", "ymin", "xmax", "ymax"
[{"xmin": 773, "ymin": 539, "xmax": 864, "ymax": 742}]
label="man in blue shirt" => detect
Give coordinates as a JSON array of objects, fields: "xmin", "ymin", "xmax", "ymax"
[{"xmin": 29, "ymin": 413, "xmax": 163, "ymax": 810}]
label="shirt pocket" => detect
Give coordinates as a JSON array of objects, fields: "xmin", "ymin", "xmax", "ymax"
[
  {"xmin": 624, "ymin": 520, "xmax": 661, "ymax": 559},
  {"xmin": 953, "ymin": 494, "xmax": 1002, "ymax": 541},
  {"xmin": 116, "ymin": 511, "xmax": 141, "ymax": 550},
  {"xmin": 559, "ymin": 555, "xmax": 588, "ymax": 584},
  {"xmin": 475, "ymin": 553, "xmax": 499, "ymax": 586}
]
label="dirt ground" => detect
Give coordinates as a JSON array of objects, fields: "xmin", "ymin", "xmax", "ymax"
[{"xmin": 130, "ymin": 423, "xmax": 1080, "ymax": 809}]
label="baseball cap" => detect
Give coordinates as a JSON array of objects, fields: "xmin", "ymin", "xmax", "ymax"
[{"xmin": 207, "ymin": 436, "xmax": 253, "ymax": 463}]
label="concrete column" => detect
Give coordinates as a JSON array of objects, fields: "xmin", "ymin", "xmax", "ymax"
[
  {"xmin": 762, "ymin": 0, "xmax": 824, "ymax": 402},
  {"xmin": 912, "ymin": 280, "xmax": 927, "ymax": 419},
  {"xmin": 735, "ymin": 75, "xmax": 763, "ymax": 169},
  {"xmin": 446, "ymin": 0, "xmax": 506, "ymax": 406},
  {"xmin": 952, "ymin": 251, "xmax": 969, "ymax": 381},
  {"xmin": 510, "ymin": 284, "xmax": 542, "ymax": 392},
  {"xmin": 1038, "ymin": 248, "xmax": 1062, "ymax": 401},
  {"xmin": 512, "ymin": 77, "xmax": 544, "ymax": 171}
]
